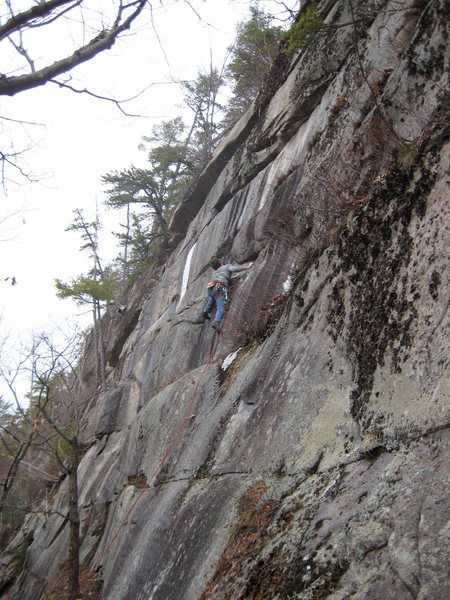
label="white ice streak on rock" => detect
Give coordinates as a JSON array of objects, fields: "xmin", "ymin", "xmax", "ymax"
[{"xmin": 176, "ymin": 242, "xmax": 197, "ymax": 312}]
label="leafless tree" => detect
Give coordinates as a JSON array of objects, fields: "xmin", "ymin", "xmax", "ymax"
[
  {"xmin": 0, "ymin": 328, "xmax": 94, "ymax": 598},
  {"xmin": 0, "ymin": 1, "xmax": 149, "ymax": 98},
  {"xmin": 0, "ymin": 0, "xmax": 151, "ymax": 185}
]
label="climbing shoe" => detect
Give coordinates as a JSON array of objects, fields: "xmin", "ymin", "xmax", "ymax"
[
  {"xmin": 202, "ymin": 312, "xmax": 211, "ymax": 321},
  {"xmin": 212, "ymin": 321, "xmax": 222, "ymax": 333}
]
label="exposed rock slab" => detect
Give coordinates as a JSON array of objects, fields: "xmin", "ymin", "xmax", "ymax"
[{"xmin": 2, "ymin": 1, "xmax": 449, "ymax": 598}]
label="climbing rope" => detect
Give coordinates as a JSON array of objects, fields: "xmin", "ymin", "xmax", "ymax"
[{"xmin": 72, "ymin": 299, "xmax": 236, "ymax": 599}]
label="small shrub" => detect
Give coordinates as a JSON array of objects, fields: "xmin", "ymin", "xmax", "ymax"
[
  {"xmin": 308, "ymin": 127, "xmax": 325, "ymax": 149},
  {"xmin": 395, "ymin": 144, "xmax": 419, "ymax": 170},
  {"xmin": 282, "ymin": 3, "xmax": 323, "ymax": 55},
  {"xmin": 126, "ymin": 473, "xmax": 148, "ymax": 489},
  {"xmin": 329, "ymin": 95, "xmax": 349, "ymax": 119}
]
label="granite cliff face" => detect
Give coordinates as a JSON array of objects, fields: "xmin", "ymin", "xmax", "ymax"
[{"xmin": 2, "ymin": 0, "xmax": 449, "ymax": 598}]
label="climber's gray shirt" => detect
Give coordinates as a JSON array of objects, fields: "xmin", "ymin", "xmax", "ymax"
[{"xmin": 212, "ymin": 263, "xmax": 248, "ymax": 286}]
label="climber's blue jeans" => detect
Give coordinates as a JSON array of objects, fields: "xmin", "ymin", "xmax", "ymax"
[{"xmin": 204, "ymin": 287, "xmax": 228, "ymax": 323}]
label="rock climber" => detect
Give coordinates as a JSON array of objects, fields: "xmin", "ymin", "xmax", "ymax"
[{"xmin": 202, "ymin": 256, "xmax": 253, "ymax": 332}]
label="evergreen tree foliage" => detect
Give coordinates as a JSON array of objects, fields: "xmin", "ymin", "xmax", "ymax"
[
  {"xmin": 140, "ymin": 117, "xmax": 194, "ymax": 206},
  {"xmin": 103, "ymin": 117, "xmax": 190, "ymax": 256},
  {"xmin": 55, "ymin": 272, "xmax": 117, "ymax": 306},
  {"xmin": 65, "ymin": 208, "xmax": 104, "ymax": 276},
  {"xmin": 55, "ymin": 209, "xmax": 113, "ymax": 387},
  {"xmin": 281, "ymin": 2, "xmax": 323, "ymax": 55},
  {"xmin": 224, "ymin": 3, "xmax": 282, "ymax": 125},
  {"xmin": 103, "ymin": 165, "xmax": 171, "ymax": 251},
  {"xmin": 113, "ymin": 212, "xmax": 154, "ymax": 275},
  {"xmin": 181, "ymin": 67, "xmax": 225, "ymax": 169}
]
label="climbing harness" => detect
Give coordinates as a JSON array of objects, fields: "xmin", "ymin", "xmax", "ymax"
[
  {"xmin": 215, "ymin": 283, "xmax": 229, "ymax": 302},
  {"xmin": 207, "ymin": 280, "xmax": 229, "ymax": 298}
]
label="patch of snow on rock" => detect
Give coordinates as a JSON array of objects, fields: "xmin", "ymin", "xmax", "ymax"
[
  {"xmin": 222, "ymin": 348, "xmax": 242, "ymax": 371},
  {"xmin": 283, "ymin": 275, "xmax": 293, "ymax": 293}
]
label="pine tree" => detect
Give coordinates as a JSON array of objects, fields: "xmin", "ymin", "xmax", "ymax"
[
  {"xmin": 224, "ymin": 4, "xmax": 282, "ymax": 125},
  {"xmin": 103, "ymin": 117, "xmax": 190, "ymax": 260},
  {"xmin": 181, "ymin": 66, "xmax": 225, "ymax": 169},
  {"xmin": 55, "ymin": 209, "xmax": 115, "ymax": 388}
]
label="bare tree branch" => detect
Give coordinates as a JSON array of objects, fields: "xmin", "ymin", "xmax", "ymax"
[
  {"xmin": 49, "ymin": 78, "xmax": 147, "ymax": 117},
  {"xmin": 149, "ymin": 3, "xmax": 173, "ymax": 77},
  {"xmin": 0, "ymin": 0, "xmax": 148, "ymax": 97},
  {"xmin": 0, "ymin": 452, "xmax": 60, "ymax": 482},
  {"xmin": 0, "ymin": 1, "xmax": 79, "ymax": 40}
]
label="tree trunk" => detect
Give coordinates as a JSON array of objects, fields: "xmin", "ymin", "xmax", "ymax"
[
  {"xmin": 67, "ymin": 443, "xmax": 80, "ymax": 599},
  {"xmin": 92, "ymin": 300, "xmax": 106, "ymax": 389},
  {"xmin": 123, "ymin": 203, "xmax": 131, "ymax": 281},
  {"xmin": 92, "ymin": 302, "xmax": 100, "ymax": 383},
  {"xmin": 96, "ymin": 300, "xmax": 106, "ymax": 389},
  {"xmin": 0, "ymin": 436, "xmax": 33, "ymax": 516},
  {"xmin": 151, "ymin": 203, "xmax": 169, "ymax": 248}
]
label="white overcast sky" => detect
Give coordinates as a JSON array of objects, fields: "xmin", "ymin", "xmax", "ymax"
[{"xmin": 0, "ymin": 0, "xmax": 296, "ymax": 400}]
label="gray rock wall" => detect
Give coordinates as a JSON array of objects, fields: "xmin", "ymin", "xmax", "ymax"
[{"xmin": 2, "ymin": 1, "xmax": 448, "ymax": 598}]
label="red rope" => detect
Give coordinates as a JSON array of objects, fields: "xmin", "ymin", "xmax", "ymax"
[{"xmin": 72, "ymin": 303, "xmax": 233, "ymax": 599}]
